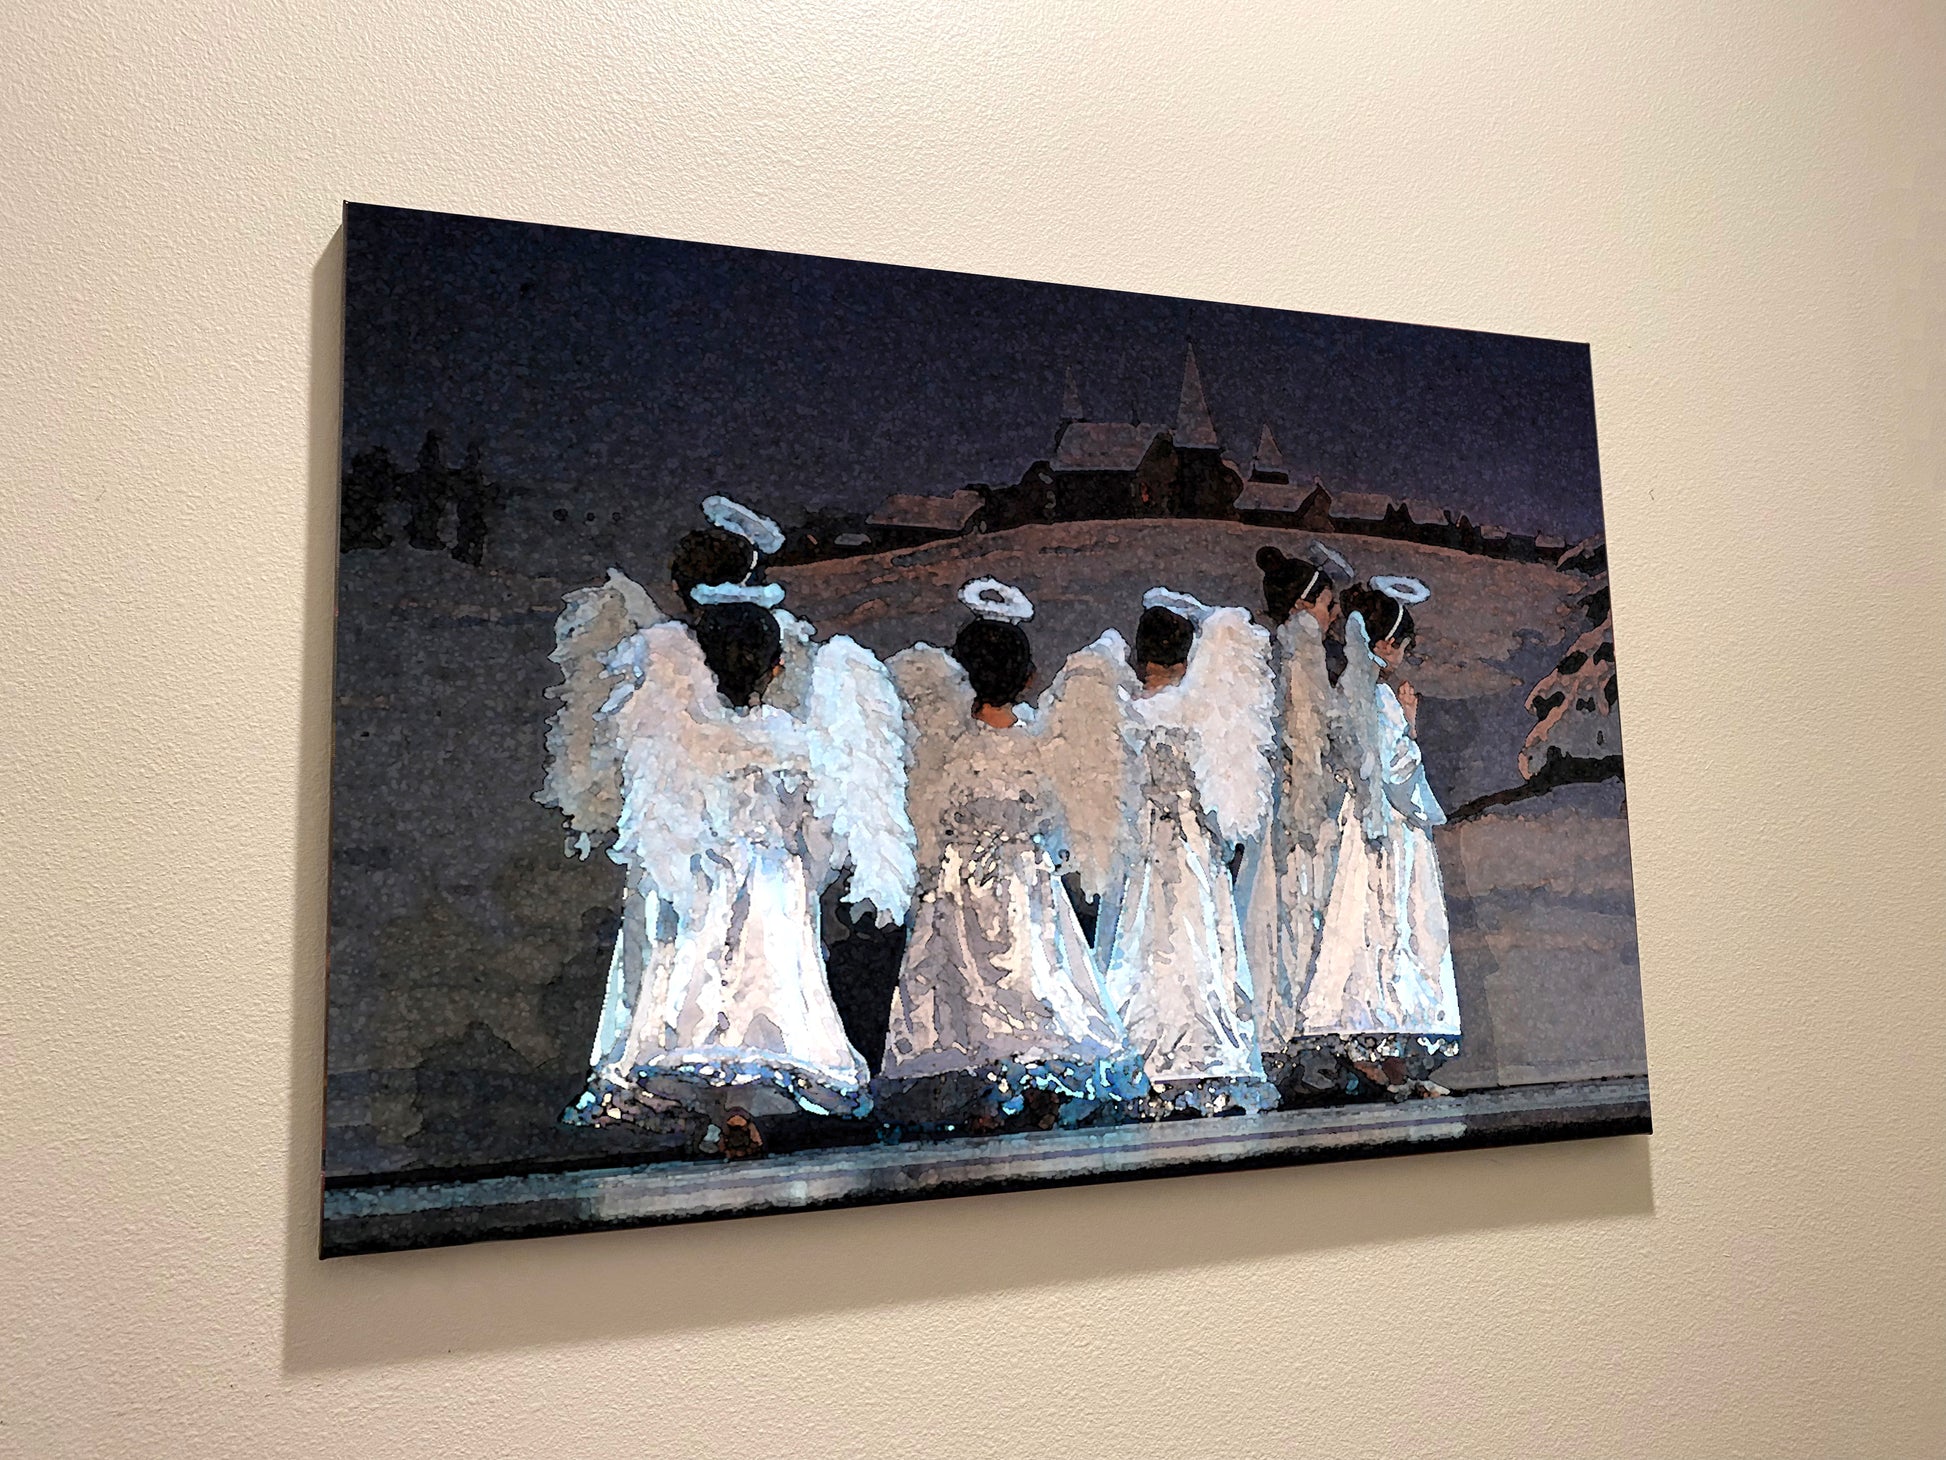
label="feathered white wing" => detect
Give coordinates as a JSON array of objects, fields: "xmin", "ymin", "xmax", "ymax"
[
  {"xmin": 606, "ymin": 621, "xmax": 732, "ymax": 925},
  {"xmin": 1338, "ymin": 611, "xmax": 1390, "ymax": 845},
  {"xmin": 888, "ymin": 644, "xmax": 973, "ymax": 879},
  {"xmin": 807, "ymin": 636, "xmax": 917, "ymax": 925},
  {"xmin": 538, "ymin": 568, "xmax": 663, "ymax": 842},
  {"xmin": 1176, "ymin": 606, "xmax": 1275, "ymax": 847},
  {"xmin": 1035, "ymin": 631, "xmax": 1141, "ymax": 899},
  {"xmin": 1276, "ymin": 613, "xmax": 1335, "ymax": 848}
]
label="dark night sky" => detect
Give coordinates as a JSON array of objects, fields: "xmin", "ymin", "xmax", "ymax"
[{"xmin": 341, "ymin": 203, "xmax": 1607, "ymax": 543}]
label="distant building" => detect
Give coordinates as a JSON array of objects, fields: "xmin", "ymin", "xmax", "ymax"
[
  {"xmin": 984, "ymin": 346, "xmax": 1247, "ymax": 529},
  {"xmin": 776, "ymin": 507, "xmax": 876, "ymax": 564},
  {"xmin": 340, "ymin": 430, "xmax": 505, "ymax": 565},
  {"xmin": 1394, "ymin": 498, "xmax": 1459, "ymax": 550},
  {"xmin": 1328, "ymin": 491, "xmax": 1394, "ymax": 536},
  {"xmin": 747, "ymin": 343, "xmax": 1584, "ymax": 572},
  {"xmin": 1236, "ymin": 435, "xmax": 1333, "ymax": 530},
  {"xmin": 1248, "ymin": 423, "xmax": 1288, "ymax": 484},
  {"xmin": 865, "ymin": 488, "xmax": 987, "ymax": 549},
  {"xmin": 1236, "ymin": 479, "xmax": 1331, "ymax": 530}
]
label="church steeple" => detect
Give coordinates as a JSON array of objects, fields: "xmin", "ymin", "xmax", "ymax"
[
  {"xmin": 1175, "ymin": 344, "xmax": 1220, "ymax": 450},
  {"xmin": 1060, "ymin": 366, "xmax": 1084, "ymax": 424},
  {"xmin": 1249, "ymin": 424, "xmax": 1288, "ymax": 483}
]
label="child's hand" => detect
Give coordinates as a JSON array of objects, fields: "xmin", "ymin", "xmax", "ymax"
[{"xmin": 1396, "ymin": 680, "xmax": 1420, "ymax": 733}]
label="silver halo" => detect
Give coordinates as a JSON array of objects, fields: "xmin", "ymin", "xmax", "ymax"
[
  {"xmin": 959, "ymin": 577, "xmax": 1034, "ymax": 622},
  {"xmin": 1308, "ymin": 542, "xmax": 1355, "ymax": 581},
  {"xmin": 1141, "ymin": 587, "xmax": 1209, "ymax": 622},
  {"xmin": 1371, "ymin": 574, "xmax": 1431, "ymax": 604},
  {"xmin": 700, "ymin": 495, "xmax": 785, "ymax": 556}
]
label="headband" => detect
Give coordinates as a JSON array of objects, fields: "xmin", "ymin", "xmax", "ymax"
[{"xmin": 691, "ymin": 582, "xmax": 786, "ymax": 608}]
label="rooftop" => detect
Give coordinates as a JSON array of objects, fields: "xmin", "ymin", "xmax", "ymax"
[
  {"xmin": 1330, "ymin": 491, "xmax": 1394, "ymax": 522},
  {"xmin": 867, "ymin": 488, "xmax": 985, "ymax": 533},
  {"xmin": 1235, "ymin": 480, "xmax": 1321, "ymax": 515},
  {"xmin": 1051, "ymin": 420, "xmax": 1165, "ymax": 473},
  {"xmin": 871, "ymin": 492, "xmax": 988, "ymax": 537}
]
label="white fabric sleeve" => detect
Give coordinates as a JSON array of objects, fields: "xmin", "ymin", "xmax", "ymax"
[{"xmin": 1377, "ymin": 682, "xmax": 1446, "ymax": 828}]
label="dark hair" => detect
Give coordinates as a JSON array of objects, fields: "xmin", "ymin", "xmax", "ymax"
[
  {"xmin": 1257, "ymin": 545, "xmax": 1332, "ymax": 623},
  {"xmin": 952, "ymin": 618, "xmax": 1035, "ymax": 709},
  {"xmin": 693, "ymin": 602, "xmax": 783, "ymax": 706},
  {"xmin": 1341, "ymin": 582, "xmax": 1415, "ymax": 648},
  {"xmin": 1134, "ymin": 606, "xmax": 1195, "ymax": 670},
  {"xmin": 671, "ymin": 527, "xmax": 761, "ymax": 611}
]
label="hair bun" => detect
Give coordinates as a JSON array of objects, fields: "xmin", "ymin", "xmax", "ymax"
[{"xmin": 1256, "ymin": 545, "xmax": 1289, "ymax": 573}]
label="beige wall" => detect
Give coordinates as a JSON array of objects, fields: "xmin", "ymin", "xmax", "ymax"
[{"xmin": 5, "ymin": 3, "xmax": 1941, "ymax": 1455}]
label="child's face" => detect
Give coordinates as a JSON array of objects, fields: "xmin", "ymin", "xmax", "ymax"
[{"xmin": 1373, "ymin": 636, "xmax": 1410, "ymax": 672}]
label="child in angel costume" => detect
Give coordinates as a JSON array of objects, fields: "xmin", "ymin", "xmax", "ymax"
[
  {"xmin": 1098, "ymin": 590, "xmax": 1280, "ymax": 1117},
  {"xmin": 537, "ymin": 494, "xmax": 812, "ymax": 858},
  {"xmin": 1302, "ymin": 577, "xmax": 1461, "ymax": 1099},
  {"xmin": 1236, "ymin": 544, "xmax": 1354, "ymax": 1097},
  {"xmin": 874, "ymin": 579, "xmax": 1149, "ymax": 1129},
  {"xmin": 538, "ymin": 498, "xmax": 915, "ymax": 1148}
]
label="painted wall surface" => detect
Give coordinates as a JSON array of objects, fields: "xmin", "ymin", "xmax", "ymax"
[{"xmin": 4, "ymin": 3, "xmax": 1941, "ymax": 1455}]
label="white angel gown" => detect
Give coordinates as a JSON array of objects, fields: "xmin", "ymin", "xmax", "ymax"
[
  {"xmin": 1302, "ymin": 612, "xmax": 1461, "ymax": 1076},
  {"xmin": 549, "ymin": 609, "xmax": 914, "ymax": 1127},
  {"xmin": 1101, "ymin": 608, "xmax": 1279, "ymax": 1116},
  {"xmin": 875, "ymin": 638, "xmax": 1149, "ymax": 1126},
  {"xmin": 1236, "ymin": 610, "xmax": 1348, "ymax": 1090},
  {"xmin": 538, "ymin": 572, "xmax": 885, "ymax": 1124}
]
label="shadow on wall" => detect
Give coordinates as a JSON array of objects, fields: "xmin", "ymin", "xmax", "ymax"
[{"xmin": 284, "ymin": 1131, "xmax": 1656, "ymax": 1372}]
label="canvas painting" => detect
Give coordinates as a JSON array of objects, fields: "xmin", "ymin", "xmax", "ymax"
[{"xmin": 323, "ymin": 203, "xmax": 1649, "ymax": 1256}]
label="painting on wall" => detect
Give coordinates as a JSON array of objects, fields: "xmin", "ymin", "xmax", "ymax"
[{"xmin": 322, "ymin": 202, "xmax": 1649, "ymax": 1256}]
